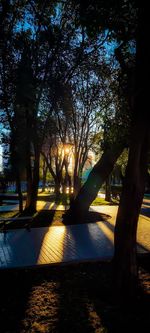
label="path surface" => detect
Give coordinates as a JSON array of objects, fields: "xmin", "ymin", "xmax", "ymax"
[
  {"xmin": 91, "ymin": 201, "xmax": 150, "ymax": 253},
  {"xmin": 0, "ymin": 198, "xmax": 150, "ymax": 269},
  {"xmin": 0, "ymin": 222, "xmax": 114, "ymax": 269}
]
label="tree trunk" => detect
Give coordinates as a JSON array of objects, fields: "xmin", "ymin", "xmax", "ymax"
[
  {"xmin": 68, "ymin": 173, "xmax": 72, "ymax": 198},
  {"xmin": 25, "ymin": 149, "xmax": 33, "ymax": 212},
  {"xmin": 16, "ymin": 173, "xmax": 23, "ymax": 213},
  {"xmin": 73, "ymin": 174, "xmax": 81, "ymax": 198},
  {"xmin": 114, "ymin": 121, "xmax": 149, "ymax": 299},
  {"xmin": 30, "ymin": 151, "xmax": 40, "ymax": 213},
  {"xmin": 63, "ymin": 143, "xmax": 124, "ymax": 222},
  {"xmin": 25, "ymin": 150, "xmax": 40, "ymax": 214},
  {"xmin": 42, "ymin": 166, "xmax": 47, "ymax": 192},
  {"xmin": 105, "ymin": 175, "xmax": 111, "ymax": 201},
  {"xmin": 113, "ymin": 3, "xmax": 150, "ymax": 300},
  {"xmin": 55, "ymin": 179, "xmax": 61, "ymax": 198}
]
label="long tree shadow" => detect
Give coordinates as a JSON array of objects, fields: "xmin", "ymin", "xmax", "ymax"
[
  {"xmin": 55, "ymin": 260, "xmax": 150, "ymax": 333},
  {"xmin": 1, "ymin": 202, "xmax": 62, "ymax": 230},
  {"xmin": 1, "ymin": 263, "xmax": 150, "ymax": 333},
  {"xmin": 140, "ymin": 208, "xmax": 150, "ymax": 218},
  {"xmin": 62, "ymin": 222, "xmax": 114, "ymax": 263},
  {"xmin": 96, "ymin": 218, "xmax": 150, "ymax": 258},
  {"xmin": 1, "ymin": 230, "xmax": 150, "ymax": 332},
  {"xmin": 0, "ymin": 264, "xmax": 111, "ymax": 333},
  {"xmin": 138, "ymin": 253, "xmax": 150, "ymax": 273},
  {"xmin": 0, "ymin": 205, "xmax": 149, "ymax": 332}
]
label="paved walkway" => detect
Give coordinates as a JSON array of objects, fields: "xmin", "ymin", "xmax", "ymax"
[
  {"xmin": 0, "ymin": 222, "xmax": 115, "ymax": 269},
  {"xmin": 91, "ymin": 203, "xmax": 150, "ymax": 253},
  {"xmin": 0, "ymin": 200, "xmax": 67, "ymax": 212},
  {"xmin": 0, "ymin": 198, "xmax": 150, "ymax": 269},
  {"xmin": 0, "ymin": 207, "xmax": 149, "ymax": 269}
]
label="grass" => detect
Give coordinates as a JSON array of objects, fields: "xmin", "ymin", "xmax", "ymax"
[
  {"xmin": 91, "ymin": 197, "xmax": 110, "ymax": 205},
  {"xmin": 0, "ymin": 192, "xmax": 111, "ymax": 230},
  {"xmin": 0, "ymin": 211, "xmax": 19, "ymax": 219},
  {"xmin": 0, "ymin": 209, "xmax": 110, "ymax": 230},
  {"xmin": 0, "ymin": 259, "xmax": 150, "ymax": 333}
]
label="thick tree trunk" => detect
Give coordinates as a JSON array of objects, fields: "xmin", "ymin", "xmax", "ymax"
[
  {"xmin": 114, "ymin": 120, "xmax": 149, "ymax": 299},
  {"xmin": 64, "ymin": 143, "xmax": 124, "ymax": 222},
  {"xmin": 73, "ymin": 174, "xmax": 82, "ymax": 198},
  {"xmin": 113, "ymin": 3, "xmax": 150, "ymax": 300}
]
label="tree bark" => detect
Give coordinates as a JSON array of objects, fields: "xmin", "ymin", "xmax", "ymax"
[
  {"xmin": 105, "ymin": 175, "xmax": 111, "ymax": 201},
  {"xmin": 16, "ymin": 172, "xmax": 23, "ymax": 213},
  {"xmin": 55, "ymin": 178, "xmax": 61, "ymax": 197},
  {"xmin": 25, "ymin": 149, "xmax": 40, "ymax": 214},
  {"xmin": 114, "ymin": 120, "xmax": 150, "ymax": 299},
  {"xmin": 25, "ymin": 147, "xmax": 33, "ymax": 212},
  {"xmin": 42, "ymin": 165, "xmax": 47, "ymax": 192},
  {"xmin": 73, "ymin": 174, "xmax": 82, "ymax": 198},
  {"xmin": 30, "ymin": 150, "xmax": 40, "ymax": 213},
  {"xmin": 64, "ymin": 143, "xmax": 124, "ymax": 222},
  {"xmin": 113, "ymin": 2, "xmax": 150, "ymax": 300}
]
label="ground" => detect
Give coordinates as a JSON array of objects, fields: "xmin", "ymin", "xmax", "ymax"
[
  {"xmin": 1, "ymin": 196, "xmax": 150, "ymax": 253},
  {"xmin": 0, "ymin": 193, "xmax": 150, "ymax": 332},
  {"xmin": 0, "ymin": 259, "xmax": 150, "ymax": 333}
]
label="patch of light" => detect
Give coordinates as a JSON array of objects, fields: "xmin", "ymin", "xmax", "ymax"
[
  {"xmin": 37, "ymin": 226, "xmax": 66, "ymax": 264},
  {"xmin": 96, "ymin": 222, "xmax": 114, "ymax": 244},
  {"xmin": 37, "ymin": 201, "xmax": 47, "ymax": 210}
]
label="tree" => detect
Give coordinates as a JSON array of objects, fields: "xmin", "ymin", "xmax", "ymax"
[
  {"xmin": 0, "ymin": 0, "xmax": 26, "ymax": 212},
  {"xmin": 1, "ymin": 0, "xmax": 104, "ymax": 211},
  {"xmin": 63, "ymin": 0, "xmax": 135, "ymax": 219},
  {"xmin": 64, "ymin": 57, "xmax": 131, "ymax": 220},
  {"xmin": 67, "ymin": 0, "xmax": 150, "ymax": 300},
  {"xmin": 69, "ymin": 60, "xmax": 114, "ymax": 197},
  {"xmin": 113, "ymin": 2, "xmax": 150, "ymax": 299}
]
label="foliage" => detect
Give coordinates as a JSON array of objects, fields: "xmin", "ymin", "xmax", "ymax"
[{"xmin": 0, "ymin": 0, "xmax": 137, "ymax": 209}]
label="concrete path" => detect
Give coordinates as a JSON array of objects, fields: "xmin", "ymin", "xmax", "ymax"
[
  {"xmin": 0, "ymin": 222, "xmax": 114, "ymax": 269},
  {"xmin": 0, "ymin": 200, "xmax": 68, "ymax": 212},
  {"xmin": 0, "ymin": 205, "xmax": 149, "ymax": 269},
  {"xmin": 91, "ymin": 203, "xmax": 150, "ymax": 253},
  {"xmin": 0, "ymin": 198, "xmax": 150, "ymax": 269}
]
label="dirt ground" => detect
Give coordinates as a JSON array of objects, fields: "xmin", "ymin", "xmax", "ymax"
[{"xmin": 0, "ymin": 258, "xmax": 150, "ymax": 333}]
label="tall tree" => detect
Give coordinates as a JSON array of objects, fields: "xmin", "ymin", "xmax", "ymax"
[
  {"xmin": 64, "ymin": 0, "xmax": 136, "ymax": 221},
  {"xmin": 114, "ymin": 2, "xmax": 150, "ymax": 298}
]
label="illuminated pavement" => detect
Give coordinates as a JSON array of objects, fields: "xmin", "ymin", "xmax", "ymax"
[
  {"xmin": 0, "ymin": 199, "xmax": 149, "ymax": 269},
  {"xmin": 91, "ymin": 201, "xmax": 150, "ymax": 253},
  {"xmin": 0, "ymin": 222, "xmax": 114, "ymax": 269},
  {"xmin": 0, "ymin": 200, "xmax": 68, "ymax": 211}
]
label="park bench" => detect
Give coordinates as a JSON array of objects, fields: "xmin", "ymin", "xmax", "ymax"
[{"xmin": 0, "ymin": 216, "xmax": 33, "ymax": 231}]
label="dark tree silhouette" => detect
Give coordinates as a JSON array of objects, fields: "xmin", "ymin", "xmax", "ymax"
[{"xmin": 114, "ymin": 2, "xmax": 150, "ymax": 298}]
